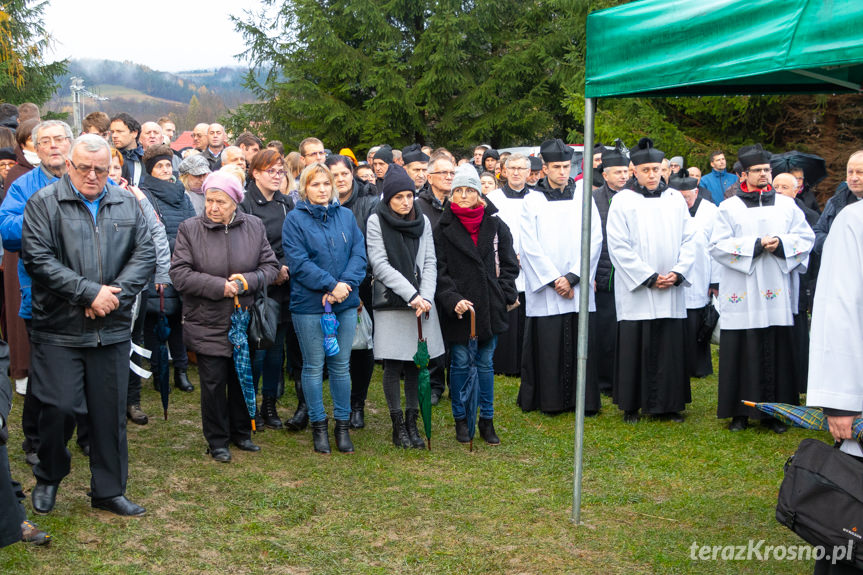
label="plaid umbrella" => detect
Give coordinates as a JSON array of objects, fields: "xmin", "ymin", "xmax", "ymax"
[
  {"xmin": 321, "ymin": 301, "xmax": 340, "ymax": 357},
  {"xmin": 229, "ymin": 295, "xmax": 257, "ymax": 432},
  {"xmin": 742, "ymin": 401, "xmax": 863, "ymax": 439},
  {"xmin": 155, "ymin": 286, "xmax": 171, "ymax": 420},
  {"xmin": 414, "ymin": 313, "xmax": 431, "ymax": 450},
  {"xmin": 458, "ymin": 307, "xmax": 480, "ymax": 452}
]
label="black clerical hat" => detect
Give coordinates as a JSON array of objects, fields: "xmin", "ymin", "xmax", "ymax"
[
  {"xmin": 601, "ymin": 141, "xmax": 629, "ymax": 168},
  {"xmin": 540, "ymin": 139, "xmax": 573, "ymax": 163},
  {"xmin": 669, "ymin": 170, "xmax": 698, "ymax": 190},
  {"xmin": 629, "ymin": 138, "xmax": 664, "ymax": 166},
  {"xmin": 401, "ymin": 143, "xmax": 429, "ymax": 164},
  {"xmin": 737, "ymin": 144, "xmax": 771, "ymax": 170}
]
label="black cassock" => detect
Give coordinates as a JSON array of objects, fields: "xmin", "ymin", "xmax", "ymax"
[
  {"xmin": 684, "ymin": 306, "xmax": 714, "ymax": 378},
  {"xmin": 716, "ymin": 326, "xmax": 799, "ymax": 420},
  {"xmin": 613, "ymin": 318, "xmax": 691, "ymax": 414},
  {"xmin": 518, "ymin": 312, "xmax": 600, "ymax": 414},
  {"xmin": 594, "ymin": 290, "xmax": 617, "ymax": 392}
]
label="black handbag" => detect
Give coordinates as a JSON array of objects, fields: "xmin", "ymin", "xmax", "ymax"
[
  {"xmin": 776, "ymin": 438, "xmax": 863, "ymax": 568},
  {"xmin": 696, "ymin": 301, "xmax": 719, "ymax": 344},
  {"xmin": 248, "ymin": 270, "xmax": 280, "ymax": 350}
]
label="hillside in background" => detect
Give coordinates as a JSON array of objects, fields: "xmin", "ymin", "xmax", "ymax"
[{"xmin": 43, "ymin": 59, "xmax": 259, "ymax": 130}]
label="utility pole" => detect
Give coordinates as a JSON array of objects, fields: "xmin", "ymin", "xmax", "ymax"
[{"xmin": 69, "ymin": 77, "xmax": 108, "ymax": 134}]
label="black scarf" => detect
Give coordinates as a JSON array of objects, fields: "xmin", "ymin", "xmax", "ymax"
[
  {"xmin": 689, "ymin": 195, "xmax": 702, "ymax": 217},
  {"xmin": 376, "ymin": 200, "xmax": 425, "ymax": 293},
  {"xmin": 627, "ymin": 178, "xmax": 667, "ymax": 198}
]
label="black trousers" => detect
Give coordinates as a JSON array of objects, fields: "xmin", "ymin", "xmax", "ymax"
[
  {"xmin": 0, "ymin": 444, "xmax": 25, "ymax": 548},
  {"xmin": 30, "ymin": 340, "xmax": 129, "ymax": 499},
  {"xmin": 21, "ymin": 321, "xmax": 88, "ymax": 454},
  {"xmin": 197, "ymin": 354, "xmax": 251, "ymax": 450},
  {"xmin": 350, "ymin": 348, "xmax": 375, "ymax": 406}
]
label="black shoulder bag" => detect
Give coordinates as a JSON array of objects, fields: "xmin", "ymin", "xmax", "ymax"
[{"xmin": 248, "ymin": 269, "xmax": 280, "ymax": 350}]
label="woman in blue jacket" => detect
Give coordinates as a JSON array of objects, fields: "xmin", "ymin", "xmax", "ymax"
[{"xmin": 282, "ymin": 163, "xmax": 367, "ymax": 454}]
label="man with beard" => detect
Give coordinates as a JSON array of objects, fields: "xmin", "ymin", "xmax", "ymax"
[
  {"xmin": 670, "ymin": 169, "xmax": 719, "ymax": 379},
  {"xmin": 402, "ymin": 144, "xmax": 429, "ymax": 192},
  {"xmin": 606, "ymin": 138, "xmax": 697, "ymax": 423},
  {"xmin": 517, "ymin": 139, "xmax": 602, "ymax": 415},
  {"xmin": 110, "ymin": 113, "xmax": 143, "ymax": 185},
  {"xmin": 486, "ymin": 153, "xmax": 532, "ymax": 376},
  {"xmin": 709, "ymin": 144, "xmax": 814, "ymax": 432},
  {"xmin": 592, "ymin": 142, "xmax": 629, "ymax": 395}
]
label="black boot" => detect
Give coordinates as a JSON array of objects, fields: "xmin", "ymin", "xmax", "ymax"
[
  {"xmin": 254, "ymin": 407, "xmax": 264, "ymax": 432},
  {"xmin": 349, "ymin": 402, "xmax": 365, "ymax": 429},
  {"xmin": 478, "ymin": 417, "xmax": 500, "ymax": 445},
  {"xmin": 334, "ymin": 419, "xmax": 354, "ymax": 453},
  {"xmin": 454, "ymin": 418, "xmax": 470, "ymax": 443},
  {"xmin": 174, "ymin": 369, "xmax": 194, "ymax": 392},
  {"xmin": 285, "ymin": 382, "xmax": 308, "ymax": 431},
  {"xmin": 390, "ymin": 411, "xmax": 410, "ymax": 448},
  {"xmin": 311, "ymin": 419, "xmax": 330, "ymax": 453},
  {"xmin": 404, "ymin": 408, "xmax": 426, "ymax": 449},
  {"xmin": 261, "ymin": 396, "xmax": 283, "ymax": 430}
]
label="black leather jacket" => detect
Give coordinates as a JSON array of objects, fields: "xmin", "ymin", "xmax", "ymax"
[{"xmin": 21, "ymin": 175, "xmax": 155, "ymax": 347}]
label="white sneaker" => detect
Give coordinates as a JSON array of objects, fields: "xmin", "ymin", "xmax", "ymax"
[{"xmin": 14, "ymin": 377, "xmax": 27, "ymax": 396}]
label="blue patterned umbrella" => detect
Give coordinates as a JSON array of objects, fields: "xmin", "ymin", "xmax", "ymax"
[
  {"xmin": 458, "ymin": 307, "xmax": 480, "ymax": 451},
  {"xmin": 229, "ymin": 295, "xmax": 257, "ymax": 432},
  {"xmin": 321, "ymin": 300, "xmax": 340, "ymax": 357},
  {"xmin": 155, "ymin": 287, "xmax": 171, "ymax": 420}
]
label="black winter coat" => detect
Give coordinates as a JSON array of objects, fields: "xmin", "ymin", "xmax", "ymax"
[
  {"xmin": 239, "ymin": 181, "xmax": 294, "ymax": 321},
  {"xmin": 341, "ymin": 179, "xmax": 378, "ymax": 237},
  {"xmin": 22, "ymin": 176, "xmax": 156, "ymax": 347},
  {"xmin": 433, "ymin": 202, "xmax": 518, "ymax": 344},
  {"xmin": 814, "ymin": 182, "xmax": 861, "ymax": 254},
  {"xmin": 416, "ymin": 187, "xmax": 446, "ymax": 230},
  {"xmin": 139, "ymin": 175, "xmax": 196, "ymax": 314},
  {"xmin": 592, "ymin": 182, "xmax": 619, "ymax": 293}
]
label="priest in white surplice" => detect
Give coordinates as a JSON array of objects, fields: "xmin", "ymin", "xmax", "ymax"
[
  {"xmin": 671, "ymin": 169, "xmax": 720, "ymax": 378},
  {"xmin": 606, "ymin": 138, "xmax": 696, "ymax": 423},
  {"xmin": 517, "ymin": 139, "xmax": 602, "ymax": 414},
  {"xmin": 709, "ymin": 144, "xmax": 814, "ymax": 433}
]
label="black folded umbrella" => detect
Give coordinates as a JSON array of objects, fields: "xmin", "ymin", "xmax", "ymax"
[{"xmin": 770, "ymin": 151, "xmax": 827, "ymax": 186}]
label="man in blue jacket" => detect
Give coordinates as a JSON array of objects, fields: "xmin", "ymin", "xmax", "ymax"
[{"xmin": 700, "ymin": 150, "xmax": 737, "ymax": 206}]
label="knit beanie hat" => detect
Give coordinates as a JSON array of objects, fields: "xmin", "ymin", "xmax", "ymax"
[
  {"xmin": 202, "ymin": 169, "xmax": 244, "ymax": 204},
  {"xmin": 381, "ymin": 163, "xmax": 415, "ymax": 205},
  {"xmin": 375, "ymin": 145, "xmax": 394, "ymax": 164},
  {"xmin": 451, "ymin": 163, "xmax": 482, "ymax": 193}
]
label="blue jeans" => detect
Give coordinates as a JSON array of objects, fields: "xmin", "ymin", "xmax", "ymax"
[
  {"xmin": 292, "ymin": 308, "xmax": 356, "ymax": 422},
  {"xmin": 449, "ymin": 336, "xmax": 497, "ymax": 420},
  {"xmin": 252, "ymin": 322, "xmax": 287, "ymax": 399}
]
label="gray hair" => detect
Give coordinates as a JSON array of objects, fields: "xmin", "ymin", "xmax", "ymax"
[
  {"xmin": 32, "ymin": 120, "xmax": 73, "ymax": 145},
  {"xmin": 70, "ymin": 133, "xmax": 111, "ymax": 157},
  {"xmin": 505, "ymin": 152, "xmax": 529, "ymax": 168}
]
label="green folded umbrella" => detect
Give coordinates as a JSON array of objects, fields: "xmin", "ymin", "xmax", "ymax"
[{"xmin": 414, "ymin": 314, "xmax": 432, "ymax": 450}]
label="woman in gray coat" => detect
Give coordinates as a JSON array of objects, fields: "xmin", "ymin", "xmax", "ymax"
[{"xmin": 367, "ymin": 164, "xmax": 444, "ymax": 449}]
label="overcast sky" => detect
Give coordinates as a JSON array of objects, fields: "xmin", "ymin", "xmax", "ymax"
[{"xmin": 43, "ymin": 0, "xmax": 268, "ymax": 72}]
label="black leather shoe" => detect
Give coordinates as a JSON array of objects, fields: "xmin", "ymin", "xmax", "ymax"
[
  {"xmin": 349, "ymin": 403, "xmax": 365, "ymax": 429},
  {"xmin": 233, "ymin": 438, "xmax": 261, "ymax": 452},
  {"xmin": 91, "ymin": 495, "xmax": 146, "ymax": 517},
  {"xmin": 31, "ymin": 483, "xmax": 58, "ymax": 515},
  {"xmin": 454, "ymin": 418, "xmax": 470, "ymax": 443},
  {"xmin": 623, "ymin": 411, "xmax": 640, "ymax": 424},
  {"xmin": 174, "ymin": 369, "xmax": 194, "ymax": 392},
  {"xmin": 334, "ymin": 419, "xmax": 354, "ymax": 453},
  {"xmin": 728, "ymin": 416, "xmax": 748, "ymax": 431},
  {"xmin": 208, "ymin": 447, "xmax": 232, "ymax": 462},
  {"xmin": 311, "ymin": 419, "xmax": 330, "ymax": 454}
]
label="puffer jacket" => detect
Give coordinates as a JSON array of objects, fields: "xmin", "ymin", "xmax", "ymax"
[
  {"xmin": 170, "ymin": 210, "xmax": 279, "ymax": 358},
  {"xmin": 282, "ymin": 199, "xmax": 367, "ymax": 315},
  {"xmin": 433, "ymin": 202, "xmax": 518, "ymax": 344},
  {"xmin": 21, "ymin": 175, "xmax": 156, "ymax": 347}
]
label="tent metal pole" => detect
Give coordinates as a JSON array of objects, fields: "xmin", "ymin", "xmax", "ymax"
[{"xmin": 573, "ymin": 97, "xmax": 596, "ymax": 524}]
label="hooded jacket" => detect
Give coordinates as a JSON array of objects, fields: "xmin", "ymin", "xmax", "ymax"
[{"xmin": 281, "ymin": 199, "xmax": 367, "ymax": 315}]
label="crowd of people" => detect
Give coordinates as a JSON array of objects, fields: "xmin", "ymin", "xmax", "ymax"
[{"xmin": 0, "ymin": 101, "xmax": 859, "ymax": 572}]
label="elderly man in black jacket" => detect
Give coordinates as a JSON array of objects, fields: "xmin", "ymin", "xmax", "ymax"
[
  {"xmin": 21, "ymin": 134, "xmax": 156, "ymax": 517},
  {"xmin": 813, "ymin": 150, "xmax": 863, "ymax": 255}
]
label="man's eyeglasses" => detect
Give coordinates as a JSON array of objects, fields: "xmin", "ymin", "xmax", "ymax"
[
  {"xmin": 508, "ymin": 167, "xmax": 529, "ymax": 173},
  {"xmin": 68, "ymin": 159, "xmax": 109, "ymax": 177},
  {"xmin": 429, "ymin": 171, "xmax": 455, "ymax": 178},
  {"xmin": 747, "ymin": 167, "xmax": 772, "ymax": 174},
  {"xmin": 304, "ymin": 150, "xmax": 326, "ymax": 159},
  {"xmin": 37, "ymin": 136, "xmax": 70, "ymax": 147}
]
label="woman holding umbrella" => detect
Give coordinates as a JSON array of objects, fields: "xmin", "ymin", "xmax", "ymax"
[
  {"xmin": 434, "ymin": 164, "xmax": 519, "ymax": 445},
  {"xmin": 282, "ymin": 163, "xmax": 367, "ymax": 454},
  {"xmin": 367, "ymin": 164, "xmax": 444, "ymax": 449},
  {"xmin": 171, "ymin": 170, "xmax": 279, "ymax": 462}
]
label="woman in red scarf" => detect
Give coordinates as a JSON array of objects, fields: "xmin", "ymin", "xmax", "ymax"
[{"xmin": 433, "ymin": 164, "xmax": 519, "ymax": 445}]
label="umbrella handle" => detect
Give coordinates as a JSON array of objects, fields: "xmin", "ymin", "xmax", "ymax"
[
  {"xmin": 468, "ymin": 305, "xmax": 476, "ymax": 339},
  {"xmin": 159, "ymin": 286, "xmax": 166, "ymax": 313},
  {"xmin": 233, "ymin": 295, "xmax": 240, "ymax": 309},
  {"xmin": 417, "ymin": 311, "xmax": 429, "ymax": 341}
]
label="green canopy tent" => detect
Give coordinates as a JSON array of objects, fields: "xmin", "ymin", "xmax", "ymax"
[{"xmin": 572, "ymin": 0, "xmax": 863, "ymax": 523}]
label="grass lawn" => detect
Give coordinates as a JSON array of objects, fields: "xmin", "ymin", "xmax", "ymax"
[{"xmin": 0, "ymin": 348, "xmax": 825, "ymax": 574}]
